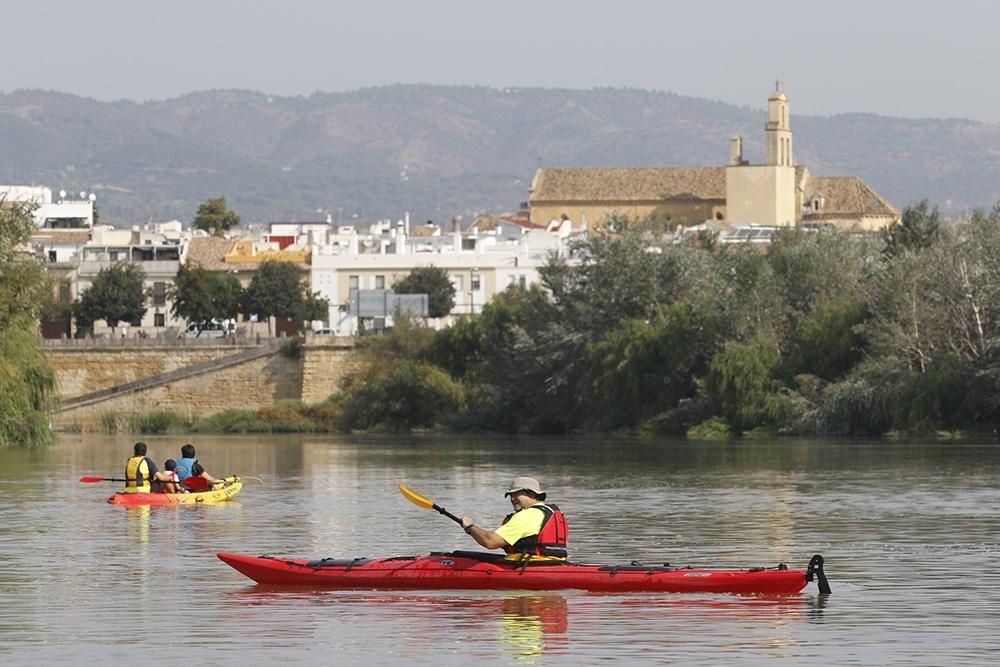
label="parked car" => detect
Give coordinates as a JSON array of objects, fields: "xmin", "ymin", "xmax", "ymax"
[
  {"xmin": 313, "ymin": 328, "xmax": 334, "ymax": 336},
  {"xmin": 186, "ymin": 320, "xmax": 234, "ymax": 338}
]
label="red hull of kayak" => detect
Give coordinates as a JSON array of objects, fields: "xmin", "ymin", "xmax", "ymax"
[{"xmin": 217, "ymin": 552, "xmax": 812, "ymax": 594}]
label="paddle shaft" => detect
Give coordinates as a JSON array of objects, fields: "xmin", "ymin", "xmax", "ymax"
[
  {"xmin": 433, "ymin": 503, "xmax": 462, "ymax": 525},
  {"xmin": 80, "ymin": 476, "xmax": 228, "ymax": 488}
]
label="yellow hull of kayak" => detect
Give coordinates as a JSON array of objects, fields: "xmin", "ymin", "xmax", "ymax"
[{"xmin": 108, "ymin": 476, "xmax": 242, "ymax": 506}]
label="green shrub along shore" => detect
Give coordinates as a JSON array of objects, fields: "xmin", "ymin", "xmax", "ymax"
[
  {"xmin": 90, "ymin": 201, "xmax": 1000, "ymax": 439},
  {"xmin": 91, "ymin": 400, "xmax": 340, "ymax": 435}
]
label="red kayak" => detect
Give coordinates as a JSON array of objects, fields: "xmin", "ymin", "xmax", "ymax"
[{"xmin": 217, "ymin": 551, "xmax": 829, "ymax": 594}]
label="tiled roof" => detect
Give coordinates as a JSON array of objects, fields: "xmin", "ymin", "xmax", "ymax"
[
  {"xmin": 30, "ymin": 230, "xmax": 91, "ymax": 244},
  {"xmin": 184, "ymin": 237, "xmax": 246, "ymax": 271},
  {"xmin": 531, "ymin": 167, "xmax": 727, "ymax": 202},
  {"xmin": 409, "ymin": 224, "xmax": 440, "ymax": 237},
  {"xmin": 470, "ymin": 215, "xmax": 544, "ymax": 232},
  {"xmin": 804, "ymin": 177, "xmax": 899, "ymax": 218}
]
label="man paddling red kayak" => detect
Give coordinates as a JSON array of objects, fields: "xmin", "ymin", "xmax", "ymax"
[
  {"xmin": 460, "ymin": 477, "xmax": 569, "ymax": 559},
  {"xmin": 218, "ymin": 480, "xmax": 832, "ymax": 594}
]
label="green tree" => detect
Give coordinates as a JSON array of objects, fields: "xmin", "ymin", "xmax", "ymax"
[
  {"xmin": 337, "ymin": 315, "xmax": 460, "ymax": 432},
  {"xmin": 0, "ymin": 202, "xmax": 51, "ymax": 327},
  {"xmin": 192, "ymin": 197, "xmax": 241, "ymax": 235},
  {"xmin": 303, "ymin": 291, "xmax": 331, "ymax": 323},
  {"xmin": 243, "ymin": 261, "xmax": 307, "ymax": 334},
  {"xmin": 170, "ymin": 264, "xmax": 243, "ymax": 331},
  {"xmin": 784, "ymin": 296, "xmax": 868, "ymax": 381},
  {"xmin": 705, "ymin": 332, "xmax": 788, "ymax": 432},
  {"xmin": 0, "ymin": 199, "xmax": 58, "ymax": 447},
  {"xmin": 74, "ymin": 263, "xmax": 147, "ymax": 335},
  {"xmin": 882, "ymin": 200, "xmax": 941, "ymax": 258},
  {"xmin": 338, "ymin": 360, "xmax": 463, "ymax": 433},
  {"xmin": 586, "ymin": 304, "xmax": 705, "ymax": 429},
  {"xmin": 393, "ymin": 265, "xmax": 456, "ymax": 318}
]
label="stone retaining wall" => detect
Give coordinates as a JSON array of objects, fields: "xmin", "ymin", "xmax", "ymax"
[{"xmin": 46, "ymin": 337, "xmax": 359, "ymax": 430}]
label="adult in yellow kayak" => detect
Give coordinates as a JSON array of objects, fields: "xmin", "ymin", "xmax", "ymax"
[
  {"xmin": 123, "ymin": 442, "xmax": 176, "ymax": 493},
  {"xmin": 174, "ymin": 443, "xmax": 221, "ymax": 490},
  {"xmin": 460, "ymin": 477, "xmax": 569, "ymax": 558}
]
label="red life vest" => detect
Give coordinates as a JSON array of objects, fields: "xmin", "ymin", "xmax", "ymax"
[{"xmin": 502, "ymin": 503, "xmax": 569, "ymax": 558}]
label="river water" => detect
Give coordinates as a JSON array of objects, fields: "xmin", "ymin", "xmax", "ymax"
[{"xmin": 1, "ymin": 434, "xmax": 999, "ymax": 665}]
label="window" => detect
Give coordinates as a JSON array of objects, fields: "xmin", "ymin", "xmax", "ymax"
[
  {"xmin": 154, "ymin": 313, "xmax": 165, "ymax": 327},
  {"xmin": 349, "ymin": 275, "xmax": 359, "ymax": 289},
  {"xmin": 519, "ymin": 275, "xmax": 527, "ymax": 288},
  {"xmin": 375, "ymin": 275, "xmax": 385, "ymax": 289},
  {"xmin": 58, "ymin": 283, "xmax": 71, "ymax": 303},
  {"xmin": 453, "ymin": 275, "xmax": 464, "ymax": 291},
  {"xmin": 152, "ymin": 282, "xmax": 166, "ymax": 306},
  {"xmin": 48, "ymin": 250, "xmax": 57, "ymax": 262},
  {"xmin": 471, "ymin": 274, "xmax": 481, "ymax": 291}
]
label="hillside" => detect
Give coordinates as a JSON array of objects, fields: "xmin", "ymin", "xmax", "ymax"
[{"xmin": 2, "ymin": 85, "xmax": 997, "ymax": 225}]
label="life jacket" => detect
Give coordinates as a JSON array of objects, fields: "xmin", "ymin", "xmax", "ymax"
[
  {"xmin": 174, "ymin": 457, "xmax": 198, "ymax": 481},
  {"xmin": 124, "ymin": 456, "xmax": 152, "ymax": 493},
  {"xmin": 501, "ymin": 503, "xmax": 568, "ymax": 558}
]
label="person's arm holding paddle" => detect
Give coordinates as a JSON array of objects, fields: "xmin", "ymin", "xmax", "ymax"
[{"xmin": 460, "ymin": 517, "xmax": 508, "ymax": 550}]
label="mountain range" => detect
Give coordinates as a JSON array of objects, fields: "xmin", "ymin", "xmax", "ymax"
[{"xmin": 2, "ymin": 85, "xmax": 998, "ymax": 226}]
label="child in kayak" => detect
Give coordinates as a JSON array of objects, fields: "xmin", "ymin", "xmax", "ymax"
[{"xmin": 151, "ymin": 459, "xmax": 183, "ymax": 494}]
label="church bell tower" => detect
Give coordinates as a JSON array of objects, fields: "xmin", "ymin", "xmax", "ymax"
[{"xmin": 765, "ymin": 81, "xmax": 793, "ymax": 166}]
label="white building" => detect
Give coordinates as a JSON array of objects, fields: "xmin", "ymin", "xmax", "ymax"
[
  {"xmin": 0, "ymin": 186, "xmax": 96, "ymax": 229},
  {"xmin": 310, "ymin": 226, "xmax": 572, "ymax": 335}
]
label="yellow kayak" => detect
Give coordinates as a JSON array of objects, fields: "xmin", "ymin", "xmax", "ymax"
[{"xmin": 108, "ymin": 476, "xmax": 242, "ymax": 506}]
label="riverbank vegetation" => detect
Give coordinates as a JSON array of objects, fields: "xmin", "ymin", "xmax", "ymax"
[
  {"xmin": 61, "ymin": 200, "xmax": 1000, "ymax": 439},
  {"xmin": 0, "ymin": 201, "xmax": 58, "ymax": 447},
  {"xmin": 332, "ymin": 201, "xmax": 1000, "ymax": 437}
]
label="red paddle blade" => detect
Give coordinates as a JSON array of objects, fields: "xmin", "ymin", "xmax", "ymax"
[{"xmin": 79, "ymin": 477, "xmax": 108, "ymax": 483}]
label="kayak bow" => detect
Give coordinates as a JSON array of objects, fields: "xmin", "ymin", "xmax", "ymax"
[{"xmin": 217, "ymin": 551, "xmax": 830, "ymax": 594}]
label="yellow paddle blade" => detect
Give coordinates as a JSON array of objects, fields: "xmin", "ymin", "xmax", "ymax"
[{"xmin": 397, "ymin": 481, "xmax": 435, "ymax": 510}]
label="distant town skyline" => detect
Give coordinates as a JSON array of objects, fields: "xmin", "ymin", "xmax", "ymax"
[{"xmin": 2, "ymin": 1, "xmax": 998, "ymax": 122}]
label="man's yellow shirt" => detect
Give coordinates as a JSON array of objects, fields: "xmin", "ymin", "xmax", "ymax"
[{"xmin": 494, "ymin": 506, "xmax": 545, "ymax": 546}]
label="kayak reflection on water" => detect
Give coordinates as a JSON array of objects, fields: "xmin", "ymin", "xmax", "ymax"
[
  {"xmin": 219, "ymin": 590, "xmax": 570, "ymax": 658},
  {"xmin": 499, "ymin": 594, "xmax": 569, "ymax": 661},
  {"xmin": 217, "ymin": 589, "xmax": 826, "ymax": 660}
]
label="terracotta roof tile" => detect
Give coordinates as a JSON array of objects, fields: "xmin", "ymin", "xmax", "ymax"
[
  {"xmin": 804, "ymin": 177, "xmax": 899, "ymax": 218},
  {"xmin": 184, "ymin": 237, "xmax": 246, "ymax": 271},
  {"xmin": 531, "ymin": 167, "xmax": 727, "ymax": 202},
  {"xmin": 409, "ymin": 224, "xmax": 440, "ymax": 237}
]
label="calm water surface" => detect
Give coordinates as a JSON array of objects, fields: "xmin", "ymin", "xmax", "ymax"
[{"xmin": 1, "ymin": 434, "xmax": 999, "ymax": 665}]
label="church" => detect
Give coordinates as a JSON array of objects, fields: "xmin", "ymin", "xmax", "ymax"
[{"xmin": 528, "ymin": 87, "xmax": 899, "ymax": 233}]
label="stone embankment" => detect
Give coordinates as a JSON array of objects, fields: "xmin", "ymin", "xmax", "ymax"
[{"xmin": 44, "ymin": 336, "xmax": 358, "ymax": 430}]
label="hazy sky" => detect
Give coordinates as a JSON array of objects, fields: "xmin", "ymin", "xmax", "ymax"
[{"xmin": 4, "ymin": 1, "xmax": 998, "ymax": 121}]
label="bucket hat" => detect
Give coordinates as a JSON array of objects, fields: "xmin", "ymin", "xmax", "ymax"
[{"xmin": 504, "ymin": 476, "xmax": 546, "ymax": 500}]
